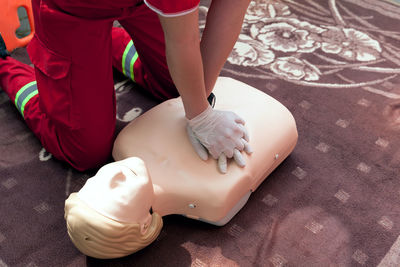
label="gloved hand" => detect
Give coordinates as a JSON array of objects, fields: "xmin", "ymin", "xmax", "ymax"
[{"xmin": 186, "ymin": 105, "xmax": 253, "ymax": 173}]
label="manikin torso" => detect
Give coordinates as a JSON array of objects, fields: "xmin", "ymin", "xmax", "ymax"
[{"xmin": 109, "ymin": 77, "xmax": 298, "ymax": 225}]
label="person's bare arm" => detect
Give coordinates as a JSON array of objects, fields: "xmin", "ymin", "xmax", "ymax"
[
  {"xmin": 157, "ymin": 10, "xmax": 209, "ymax": 120},
  {"xmin": 201, "ymin": 0, "xmax": 251, "ymax": 94},
  {"xmin": 157, "ymin": 5, "xmax": 253, "ymax": 172}
]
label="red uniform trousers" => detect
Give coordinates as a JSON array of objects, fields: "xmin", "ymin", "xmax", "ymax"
[{"xmin": 0, "ymin": 0, "xmax": 178, "ymax": 171}]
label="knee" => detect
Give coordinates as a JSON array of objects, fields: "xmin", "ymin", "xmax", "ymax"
[
  {"xmin": 74, "ymin": 135, "xmax": 114, "ymax": 171},
  {"xmin": 71, "ymin": 144, "xmax": 113, "ymax": 171},
  {"xmin": 57, "ymin": 128, "xmax": 115, "ymax": 171}
]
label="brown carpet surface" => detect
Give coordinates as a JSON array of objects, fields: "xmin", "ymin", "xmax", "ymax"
[{"xmin": 1, "ymin": 0, "xmax": 400, "ymax": 266}]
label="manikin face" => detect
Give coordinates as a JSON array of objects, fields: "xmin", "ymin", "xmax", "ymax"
[{"xmin": 78, "ymin": 157, "xmax": 154, "ymax": 234}]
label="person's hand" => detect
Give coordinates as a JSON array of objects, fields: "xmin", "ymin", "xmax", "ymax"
[{"xmin": 186, "ymin": 105, "xmax": 253, "ymax": 173}]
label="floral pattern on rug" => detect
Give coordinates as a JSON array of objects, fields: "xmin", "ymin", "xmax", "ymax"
[{"xmin": 201, "ymin": 0, "xmax": 400, "ymax": 99}]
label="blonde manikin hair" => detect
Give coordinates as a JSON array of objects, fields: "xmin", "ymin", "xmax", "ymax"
[{"xmin": 64, "ymin": 193, "xmax": 163, "ymax": 259}]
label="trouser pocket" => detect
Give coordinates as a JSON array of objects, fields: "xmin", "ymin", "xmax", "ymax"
[{"xmin": 27, "ymin": 34, "xmax": 79, "ymax": 129}]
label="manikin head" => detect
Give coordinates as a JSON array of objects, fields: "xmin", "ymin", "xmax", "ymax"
[{"xmin": 64, "ymin": 157, "xmax": 163, "ymax": 259}]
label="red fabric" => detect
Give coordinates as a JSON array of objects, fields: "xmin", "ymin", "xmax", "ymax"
[
  {"xmin": 144, "ymin": 0, "xmax": 200, "ymax": 16},
  {"xmin": 0, "ymin": 57, "xmax": 36, "ymax": 104},
  {"xmin": 0, "ymin": 0, "xmax": 177, "ymax": 170}
]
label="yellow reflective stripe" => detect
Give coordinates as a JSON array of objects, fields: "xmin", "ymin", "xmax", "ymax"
[
  {"xmin": 122, "ymin": 40, "xmax": 139, "ymax": 82},
  {"xmin": 122, "ymin": 40, "xmax": 133, "ymax": 78},
  {"xmin": 14, "ymin": 81, "xmax": 38, "ymax": 118},
  {"xmin": 130, "ymin": 52, "xmax": 138, "ymax": 82},
  {"xmin": 20, "ymin": 90, "xmax": 38, "ymax": 118}
]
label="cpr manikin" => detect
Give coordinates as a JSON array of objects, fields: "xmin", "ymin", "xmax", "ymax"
[{"xmin": 64, "ymin": 77, "xmax": 298, "ymax": 259}]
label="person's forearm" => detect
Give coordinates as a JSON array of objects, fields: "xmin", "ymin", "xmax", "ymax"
[
  {"xmin": 164, "ymin": 36, "xmax": 209, "ymax": 119},
  {"xmin": 200, "ymin": 0, "xmax": 251, "ymax": 95},
  {"xmin": 158, "ymin": 12, "xmax": 209, "ymax": 119}
]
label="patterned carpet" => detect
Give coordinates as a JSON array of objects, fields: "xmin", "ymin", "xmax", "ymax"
[{"xmin": 1, "ymin": 0, "xmax": 400, "ymax": 266}]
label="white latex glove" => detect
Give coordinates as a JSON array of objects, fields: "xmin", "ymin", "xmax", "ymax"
[{"xmin": 186, "ymin": 105, "xmax": 253, "ymax": 173}]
